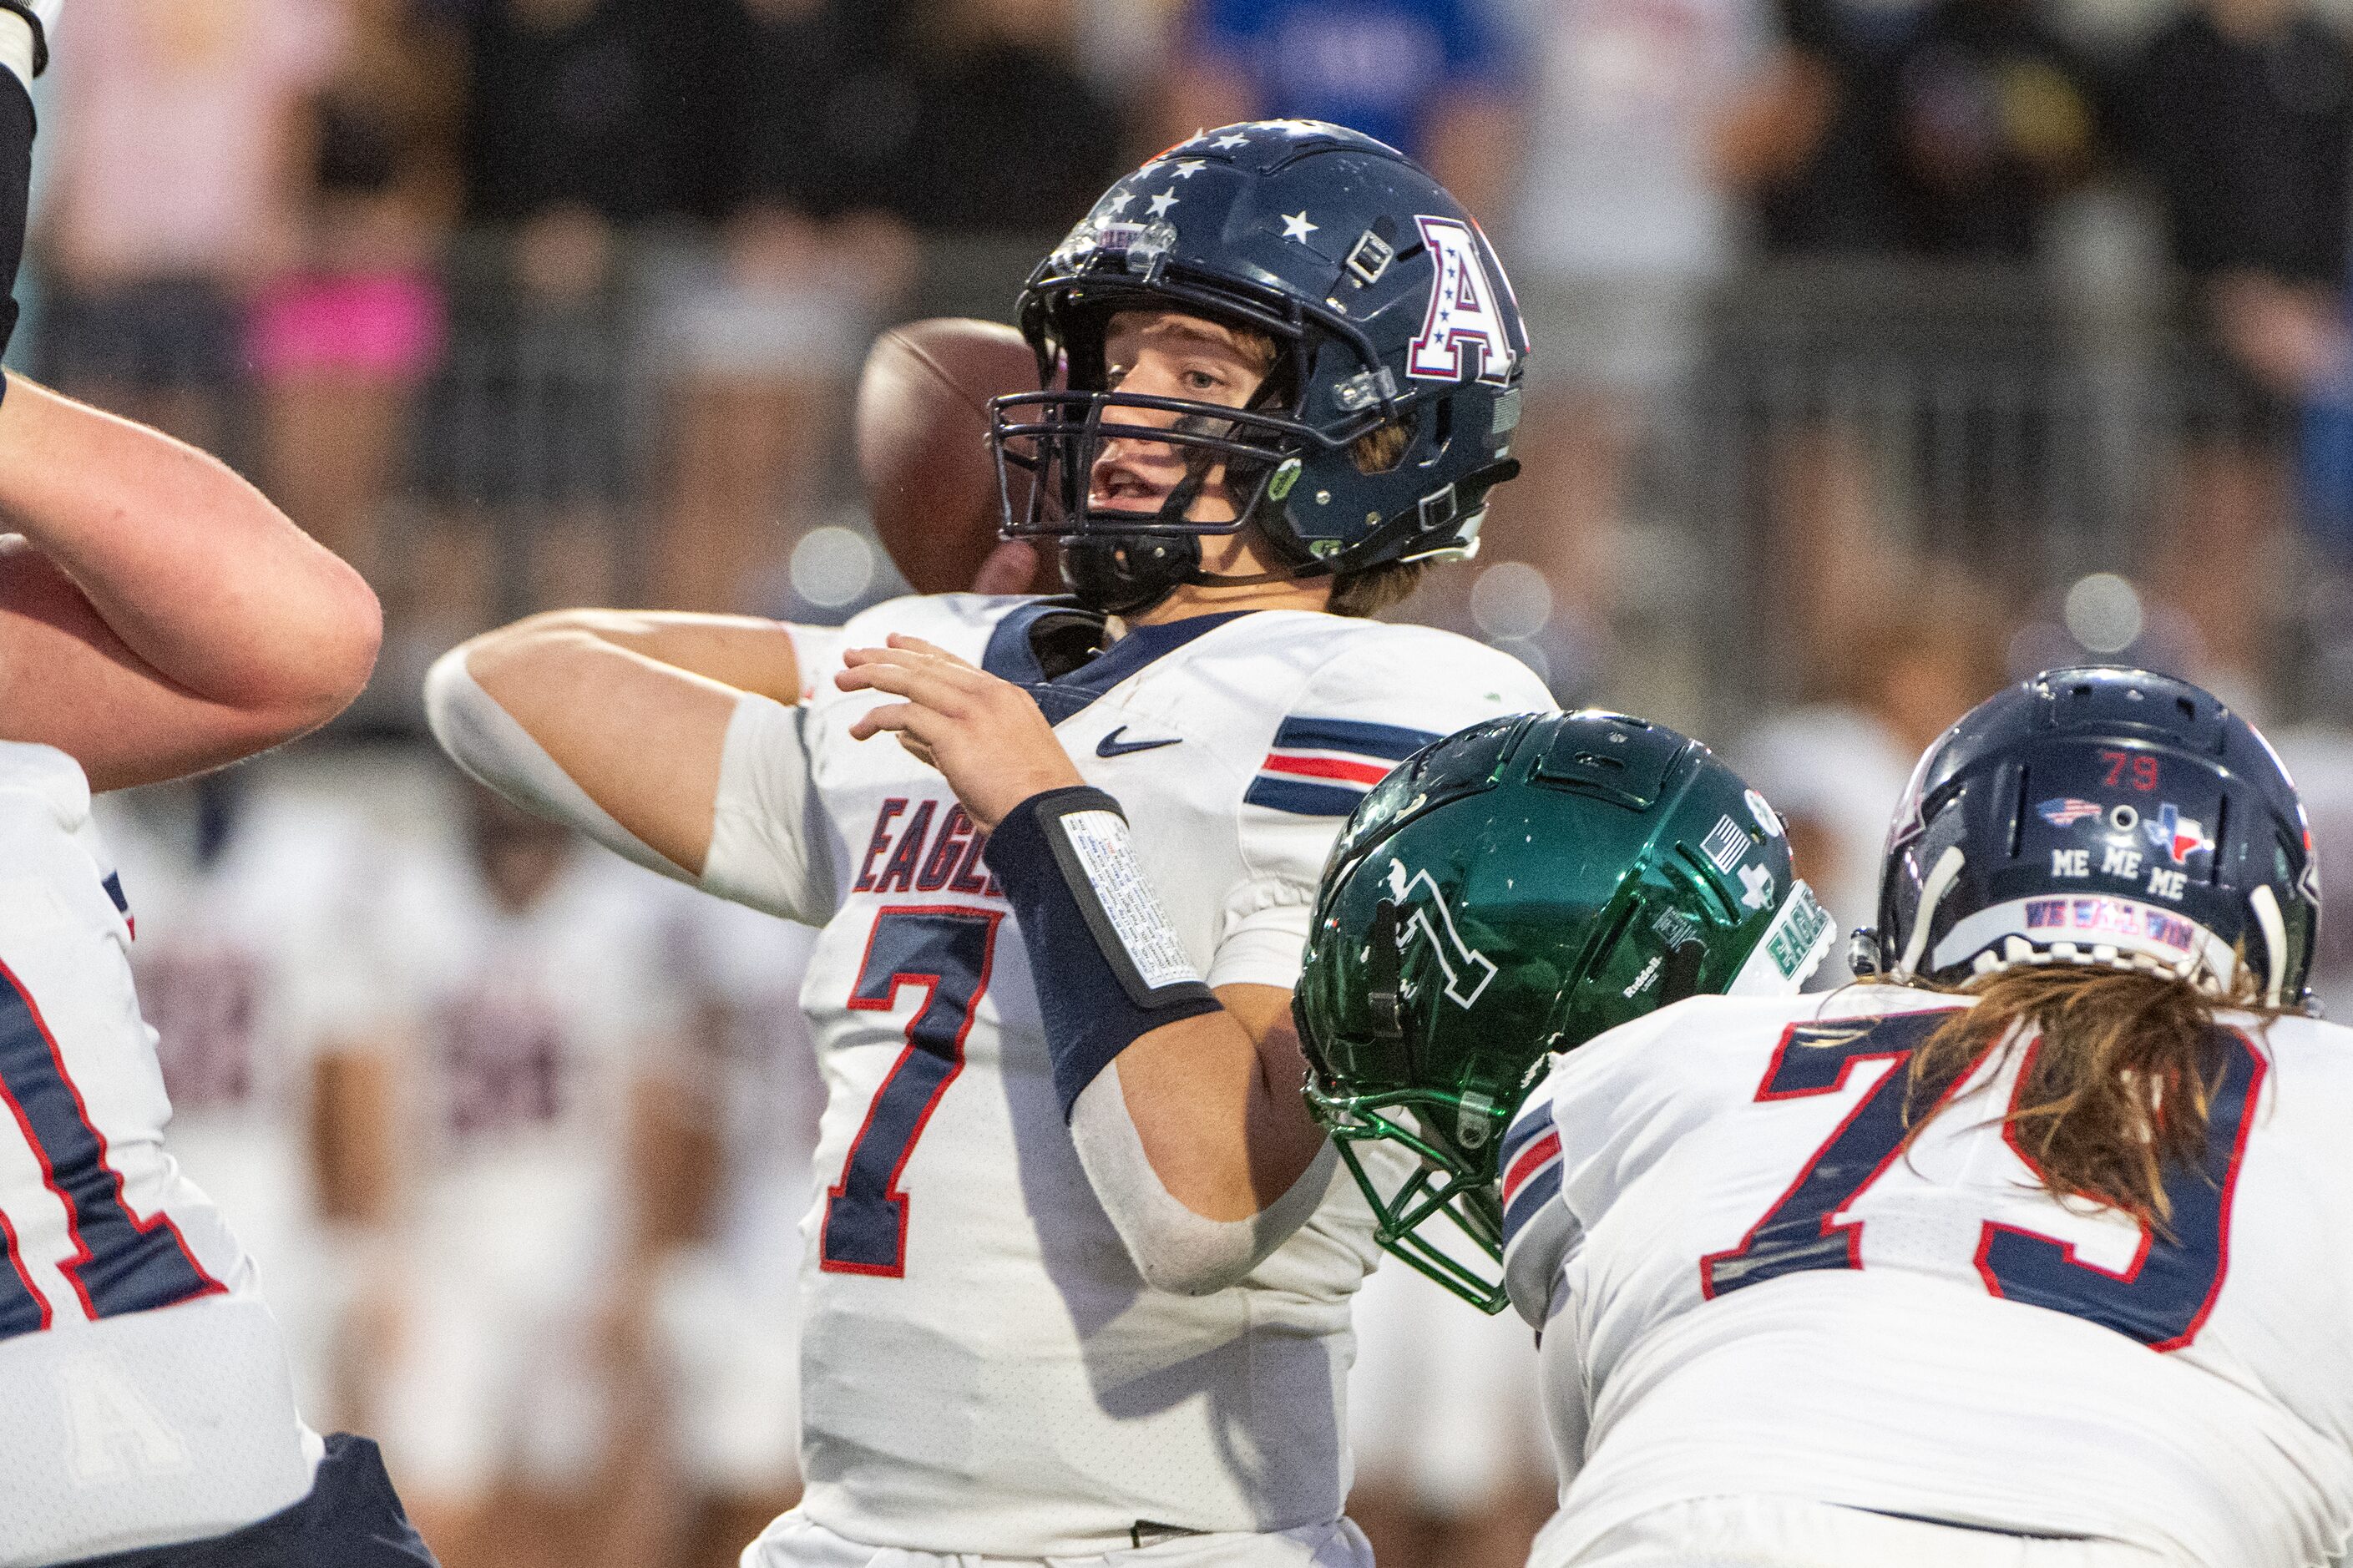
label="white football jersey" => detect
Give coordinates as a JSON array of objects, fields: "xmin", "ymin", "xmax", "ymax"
[
  {"xmin": 1499, "ymin": 984, "xmax": 2353, "ymax": 1567},
  {"xmin": 95, "ymin": 779, "xmax": 387, "ymax": 1424},
  {"xmin": 0, "ymin": 745, "xmax": 319, "ymax": 1564},
  {"xmin": 724, "ymin": 594, "xmax": 1552, "ymax": 1555},
  {"xmin": 368, "ymin": 831, "xmax": 699, "ymax": 1252},
  {"xmin": 99, "ymin": 784, "xmax": 382, "ymax": 1146}
]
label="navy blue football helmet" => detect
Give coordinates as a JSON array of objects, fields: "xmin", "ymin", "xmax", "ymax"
[
  {"xmin": 989, "ymin": 120, "xmax": 1527, "ymax": 615},
  {"xmin": 1861, "ymin": 665, "xmax": 2320, "ymax": 1009}
]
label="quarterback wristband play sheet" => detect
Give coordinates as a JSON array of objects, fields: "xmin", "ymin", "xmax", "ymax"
[{"xmin": 982, "ymin": 785, "xmax": 1222, "ymax": 1118}]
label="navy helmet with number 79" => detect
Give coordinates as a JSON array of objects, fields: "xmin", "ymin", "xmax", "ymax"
[
  {"xmin": 990, "ymin": 119, "xmax": 1529, "ymax": 614},
  {"xmin": 1859, "ymin": 665, "xmax": 2320, "ymax": 1007}
]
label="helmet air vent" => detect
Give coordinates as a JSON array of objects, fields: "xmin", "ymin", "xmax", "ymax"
[
  {"xmin": 1365, "ymin": 899, "xmax": 1405, "ymax": 1041},
  {"xmin": 1530, "ymin": 715, "xmax": 1676, "ymax": 810}
]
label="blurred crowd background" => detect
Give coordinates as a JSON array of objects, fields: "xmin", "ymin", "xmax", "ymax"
[{"xmin": 28, "ymin": 0, "xmax": 2353, "ymax": 1565}]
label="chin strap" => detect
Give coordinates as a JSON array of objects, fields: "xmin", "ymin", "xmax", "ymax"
[{"xmin": 1182, "ymin": 564, "xmax": 1313, "ymax": 590}]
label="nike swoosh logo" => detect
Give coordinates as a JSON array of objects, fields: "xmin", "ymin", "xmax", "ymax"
[{"xmin": 1097, "ymin": 726, "xmax": 1183, "ymax": 757}]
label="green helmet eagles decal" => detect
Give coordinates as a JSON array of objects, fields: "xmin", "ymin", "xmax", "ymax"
[{"xmin": 1294, "ymin": 709, "xmax": 1833, "ymax": 1312}]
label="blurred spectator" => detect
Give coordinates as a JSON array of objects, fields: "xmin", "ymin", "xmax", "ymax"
[
  {"xmin": 649, "ymin": 0, "xmax": 1119, "ymax": 614},
  {"xmin": 353, "ymin": 779, "xmax": 705, "ymax": 1568},
  {"xmin": 253, "ymin": 0, "xmax": 463, "ymax": 589},
  {"xmin": 1723, "ymin": 0, "xmax": 1915, "ymax": 255},
  {"xmin": 1479, "ymin": 0, "xmax": 1776, "ymax": 695},
  {"xmin": 38, "ymin": 0, "xmax": 345, "ymax": 451},
  {"xmin": 1073, "ymin": 0, "xmax": 1181, "ymax": 106},
  {"xmin": 1158, "ymin": 0, "xmax": 1517, "ymax": 223},
  {"xmin": 898, "ymin": 0, "xmax": 1129, "ymax": 234},
  {"xmin": 1884, "ymin": 0, "xmax": 2101, "ymax": 258},
  {"xmin": 1726, "ymin": 0, "xmax": 2099, "ymax": 260},
  {"xmin": 647, "ymin": 206, "xmax": 902, "ymax": 613},
  {"xmin": 459, "ymin": 0, "xmax": 703, "ymax": 230},
  {"xmin": 96, "ymin": 764, "xmax": 397, "ymax": 1436},
  {"xmin": 397, "ymin": 0, "xmax": 714, "ymax": 665},
  {"xmin": 1738, "ymin": 560, "xmax": 2008, "ymax": 964},
  {"xmin": 699, "ymin": 0, "xmax": 1120, "ymax": 235},
  {"xmin": 649, "ymin": 900, "xmax": 824, "ymax": 1568},
  {"xmin": 2120, "ymin": 0, "xmax": 2353, "ymax": 690},
  {"xmin": 648, "ymin": 0, "xmax": 902, "ymax": 615}
]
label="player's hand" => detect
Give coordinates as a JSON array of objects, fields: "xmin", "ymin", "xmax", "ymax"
[{"xmin": 837, "ymin": 634, "xmax": 1082, "ymax": 831}]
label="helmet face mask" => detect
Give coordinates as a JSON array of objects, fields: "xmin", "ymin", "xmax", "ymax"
[
  {"xmin": 1294, "ymin": 711, "xmax": 1833, "ymax": 1311},
  {"xmin": 991, "ymin": 120, "xmax": 1526, "ymax": 613},
  {"xmin": 1303, "ymin": 1075, "xmax": 1516, "ymax": 1309}
]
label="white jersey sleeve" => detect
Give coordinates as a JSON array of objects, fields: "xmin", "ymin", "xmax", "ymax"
[
  {"xmin": 701, "ymin": 695, "xmax": 835, "ymax": 926},
  {"xmin": 1217, "ymin": 628, "xmax": 1554, "ymax": 990},
  {"xmin": 1499, "ymin": 1004, "xmax": 1703, "ymax": 1330},
  {"xmin": 686, "ymin": 620, "xmax": 853, "ymax": 925},
  {"xmin": 783, "ymin": 621, "xmax": 849, "ymax": 701}
]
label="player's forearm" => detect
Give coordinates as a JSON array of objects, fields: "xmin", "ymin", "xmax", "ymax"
[
  {"xmin": 0, "ymin": 378, "xmax": 381, "ymax": 734},
  {"xmin": 438, "ymin": 624, "xmax": 736, "ymax": 875},
  {"xmin": 1113, "ymin": 990, "xmax": 1328, "ymax": 1219},
  {"xmin": 982, "ymin": 787, "xmax": 1337, "ymax": 1291},
  {"xmin": 473, "ymin": 608, "xmax": 803, "ymax": 706}
]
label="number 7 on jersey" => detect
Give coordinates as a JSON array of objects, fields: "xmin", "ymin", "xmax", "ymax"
[{"xmin": 820, "ymin": 906, "xmax": 1000, "ymax": 1276}]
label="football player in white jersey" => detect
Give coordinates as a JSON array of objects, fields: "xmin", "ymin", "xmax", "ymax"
[
  {"xmin": 1387, "ymin": 666, "xmax": 2349, "ymax": 1565},
  {"xmin": 650, "ymin": 896, "xmax": 824, "ymax": 1568},
  {"xmin": 353, "ymin": 781, "xmax": 702, "ymax": 1566},
  {"xmin": 1294, "ymin": 710, "xmax": 1834, "ymax": 1568},
  {"xmin": 0, "ymin": 3, "xmax": 430, "ymax": 1561},
  {"xmin": 426, "ymin": 121, "xmax": 1557, "ymax": 1566},
  {"xmin": 94, "ymin": 769, "xmax": 389, "ymax": 1428}
]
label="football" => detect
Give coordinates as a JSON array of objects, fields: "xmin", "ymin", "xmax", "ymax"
[{"xmin": 854, "ymin": 316, "xmax": 1061, "ymax": 596}]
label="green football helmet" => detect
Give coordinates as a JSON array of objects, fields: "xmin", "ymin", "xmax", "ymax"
[{"xmin": 1294, "ymin": 709, "xmax": 1834, "ymax": 1312}]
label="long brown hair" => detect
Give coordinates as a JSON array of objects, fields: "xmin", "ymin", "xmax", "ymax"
[{"xmin": 1900, "ymin": 965, "xmax": 2286, "ymax": 1232}]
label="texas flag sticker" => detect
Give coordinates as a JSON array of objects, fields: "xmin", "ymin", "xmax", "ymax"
[{"xmin": 2143, "ymin": 802, "xmax": 2214, "ymax": 865}]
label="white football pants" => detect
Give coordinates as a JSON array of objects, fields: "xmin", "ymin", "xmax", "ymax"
[
  {"xmin": 1550, "ymin": 1496, "xmax": 2179, "ymax": 1568},
  {"xmin": 741, "ymin": 1511, "xmax": 1374, "ymax": 1568}
]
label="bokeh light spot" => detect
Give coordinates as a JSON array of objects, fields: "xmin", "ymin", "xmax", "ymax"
[
  {"xmin": 2063, "ymin": 572, "xmax": 2143, "ymax": 655},
  {"xmin": 792, "ymin": 525, "xmax": 877, "ymax": 609},
  {"xmin": 1470, "ymin": 561, "xmax": 1552, "ymax": 642}
]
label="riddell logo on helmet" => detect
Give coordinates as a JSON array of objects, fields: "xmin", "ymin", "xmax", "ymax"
[{"xmin": 1409, "ymin": 217, "xmax": 1517, "ymax": 386}]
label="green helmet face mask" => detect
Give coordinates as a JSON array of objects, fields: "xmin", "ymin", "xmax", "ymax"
[{"xmin": 1293, "ymin": 710, "xmax": 1834, "ymax": 1312}]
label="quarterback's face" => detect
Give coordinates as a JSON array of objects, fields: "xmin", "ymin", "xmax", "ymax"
[{"xmin": 1090, "ymin": 310, "xmax": 1271, "ymax": 522}]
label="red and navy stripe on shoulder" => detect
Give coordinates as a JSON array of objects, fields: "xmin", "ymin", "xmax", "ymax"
[
  {"xmin": 1500, "ymin": 1099, "xmax": 1564, "ymax": 1253},
  {"xmin": 1243, "ymin": 716, "xmax": 1440, "ymax": 817}
]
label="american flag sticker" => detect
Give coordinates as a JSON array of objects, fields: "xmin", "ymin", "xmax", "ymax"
[
  {"xmin": 1701, "ymin": 814, "xmax": 1749, "ymax": 874},
  {"xmin": 2037, "ymin": 797, "xmax": 2106, "ymax": 828}
]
